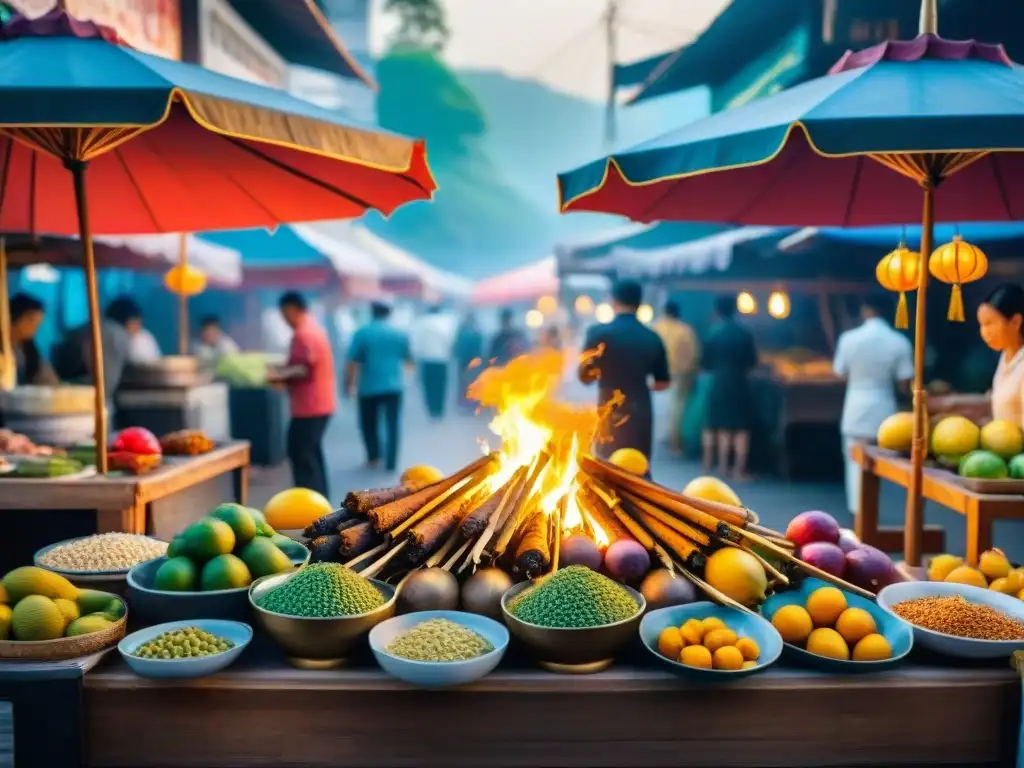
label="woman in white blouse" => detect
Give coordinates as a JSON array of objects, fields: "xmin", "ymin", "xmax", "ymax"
[{"xmin": 977, "ymin": 284, "xmax": 1024, "ymax": 426}]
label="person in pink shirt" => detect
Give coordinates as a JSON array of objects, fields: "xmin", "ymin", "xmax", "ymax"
[{"xmin": 267, "ymin": 292, "xmax": 337, "ymax": 499}]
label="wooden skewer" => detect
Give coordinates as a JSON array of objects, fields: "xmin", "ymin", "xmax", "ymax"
[
  {"xmin": 550, "ymin": 496, "xmax": 565, "ymax": 574},
  {"xmin": 470, "ymin": 465, "xmax": 529, "ymax": 565},
  {"xmin": 720, "ymin": 539, "xmax": 789, "ymax": 585},
  {"xmin": 443, "ymin": 538, "xmax": 473, "ymax": 572},
  {"xmin": 361, "ymin": 540, "xmax": 409, "ymax": 580},
  {"xmin": 670, "ymin": 560, "xmax": 759, "ymax": 617},
  {"xmin": 749, "ymin": 523, "xmax": 793, "ymax": 547},
  {"xmin": 389, "ymin": 462, "xmax": 494, "ymax": 541},
  {"xmin": 344, "ymin": 541, "xmax": 388, "ymax": 571},
  {"xmin": 425, "ymin": 527, "xmax": 463, "ymax": 568}
]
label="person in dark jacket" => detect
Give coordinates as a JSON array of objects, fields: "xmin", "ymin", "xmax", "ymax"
[
  {"xmin": 488, "ymin": 308, "xmax": 530, "ymax": 366},
  {"xmin": 702, "ymin": 295, "xmax": 759, "ymax": 481},
  {"xmin": 578, "ymin": 280, "xmax": 670, "ymax": 462},
  {"xmin": 453, "ymin": 312, "xmax": 484, "ymax": 411},
  {"xmin": 8, "ymin": 293, "xmax": 58, "ymax": 385}
]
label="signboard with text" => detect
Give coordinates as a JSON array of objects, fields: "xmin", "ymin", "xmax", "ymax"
[
  {"xmin": 197, "ymin": 0, "xmax": 286, "ymax": 89},
  {"xmin": 6, "ymin": 0, "xmax": 180, "ymax": 59}
]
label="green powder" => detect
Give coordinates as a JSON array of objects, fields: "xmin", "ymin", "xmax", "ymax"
[
  {"xmin": 508, "ymin": 565, "xmax": 640, "ymax": 628},
  {"xmin": 386, "ymin": 618, "xmax": 494, "ymax": 662},
  {"xmin": 257, "ymin": 563, "xmax": 386, "ymax": 617}
]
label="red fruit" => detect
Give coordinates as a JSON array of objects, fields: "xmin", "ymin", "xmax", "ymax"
[
  {"xmin": 799, "ymin": 542, "xmax": 846, "ymax": 578},
  {"xmin": 604, "ymin": 539, "xmax": 650, "ymax": 584},
  {"xmin": 785, "ymin": 510, "xmax": 840, "ymax": 548},
  {"xmin": 844, "ymin": 546, "xmax": 896, "ymax": 593},
  {"xmin": 838, "ymin": 528, "xmax": 861, "ymax": 554},
  {"xmin": 112, "ymin": 427, "xmax": 161, "ymax": 456},
  {"xmin": 560, "ymin": 535, "xmax": 603, "ymax": 572}
]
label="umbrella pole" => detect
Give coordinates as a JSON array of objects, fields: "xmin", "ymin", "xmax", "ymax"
[
  {"xmin": 178, "ymin": 233, "xmax": 189, "ymax": 355},
  {"xmin": 904, "ymin": 183, "xmax": 935, "ymax": 570},
  {"xmin": 69, "ymin": 160, "xmax": 109, "ymax": 474}
]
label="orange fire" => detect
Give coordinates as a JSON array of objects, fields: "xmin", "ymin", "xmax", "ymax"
[{"xmin": 467, "ymin": 348, "xmax": 619, "ymax": 548}]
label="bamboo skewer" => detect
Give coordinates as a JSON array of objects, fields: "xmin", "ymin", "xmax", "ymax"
[
  {"xmin": 720, "ymin": 539, "xmax": 789, "ymax": 585},
  {"xmin": 491, "ymin": 451, "xmax": 551, "ymax": 559},
  {"xmin": 344, "ymin": 541, "xmax": 389, "ymax": 571},
  {"xmin": 389, "ymin": 465, "xmax": 491, "ymax": 541},
  {"xmin": 621, "ymin": 491, "xmax": 712, "ymax": 547},
  {"xmin": 442, "ymin": 538, "xmax": 473, "ymax": 572},
  {"xmin": 361, "ymin": 540, "xmax": 409, "ymax": 580},
  {"xmin": 550, "ymin": 495, "xmax": 565, "ymax": 574},
  {"xmin": 425, "ymin": 528, "xmax": 463, "ymax": 568},
  {"xmin": 470, "ymin": 465, "xmax": 529, "ymax": 565}
]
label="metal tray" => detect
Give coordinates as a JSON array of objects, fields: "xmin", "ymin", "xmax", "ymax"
[{"xmin": 119, "ymin": 356, "xmax": 215, "ymax": 389}]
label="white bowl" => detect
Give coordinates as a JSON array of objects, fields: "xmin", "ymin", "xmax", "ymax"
[
  {"xmin": 118, "ymin": 619, "xmax": 252, "ymax": 678},
  {"xmin": 876, "ymin": 580, "xmax": 1024, "ymax": 659},
  {"xmin": 369, "ymin": 610, "xmax": 509, "ymax": 688}
]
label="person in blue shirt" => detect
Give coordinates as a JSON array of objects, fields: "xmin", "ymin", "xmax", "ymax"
[
  {"xmin": 453, "ymin": 312, "xmax": 484, "ymax": 412},
  {"xmin": 578, "ymin": 280, "xmax": 671, "ymax": 463},
  {"xmin": 345, "ymin": 300, "xmax": 412, "ymax": 472}
]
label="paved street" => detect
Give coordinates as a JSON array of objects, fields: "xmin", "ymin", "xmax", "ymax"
[{"xmin": 251, "ymin": 377, "xmax": 1024, "ymax": 565}]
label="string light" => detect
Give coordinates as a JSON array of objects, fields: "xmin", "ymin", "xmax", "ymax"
[
  {"xmin": 537, "ymin": 295, "xmax": 558, "ymax": 315},
  {"xmin": 767, "ymin": 291, "xmax": 791, "ymax": 319},
  {"xmin": 594, "ymin": 302, "xmax": 615, "ymax": 323},
  {"xmin": 636, "ymin": 304, "xmax": 654, "ymax": 324},
  {"xmin": 525, "ymin": 309, "xmax": 544, "ymax": 329},
  {"xmin": 574, "ymin": 295, "xmax": 594, "ymax": 315},
  {"xmin": 736, "ymin": 292, "xmax": 757, "ymax": 315}
]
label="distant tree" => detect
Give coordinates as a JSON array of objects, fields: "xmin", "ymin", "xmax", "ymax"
[{"xmin": 383, "ymin": 0, "xmax": 449, "ymax": 52}]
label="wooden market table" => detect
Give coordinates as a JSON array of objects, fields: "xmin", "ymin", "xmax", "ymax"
[
  {"xmin": 81, "ymin": 658, "xmax": 1018, "ymax": 768},
  {"xmin": 0, "ymin": 441, "xmax": 250, "ymax": 571},
  {"xmin": 850, "ymin": 442, "xmax": 1024, "ymax": 564}
]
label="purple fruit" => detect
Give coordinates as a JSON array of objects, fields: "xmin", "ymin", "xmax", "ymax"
[
  {"xmin": 560, "ymin": 535, "xmax": 603, "ymax": 572},
  {"xmin": 844, "ymin": 545, "xmax": 896, "ymax": 593},
  {"xmin": 799, "ymin": 541, "xmax": 846, "ymax": 578},
  {"xmin": 837, "ymin": 528, "xmax": 861, "ymax": 554},
  {"xmin": 604, "ymin": 539, "xmax": 651, "ymax": 584},
  {"xmin": 786, "ymin": 510, "xmax": 840, "ymax": 548}
]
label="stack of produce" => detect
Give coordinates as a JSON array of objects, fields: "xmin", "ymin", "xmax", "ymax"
[
  {"xmin": 131, "ymin": 627, "xmax": 235, "ymax": 659},
  {"xmin": 506, "ymin": 566, "xmax": 640, "ymax": 628},
  {"xmin": 38, "ymin": 533, "xmax": 167, "ymax": 572},
  {"xmin": 656, "ymin": 615, "xmax": 761, "ymax": 670},
  {"xmin": 255, "ymin": 562, "xmax": 385, "ymax": 618},
  {"xmin": 160, "ymin": 430, "xmax": 215, "ymax": 456},
  {"xmin": 155, "ymin": 504, "xmax": 297, "ymax": 592},
  {"xmin": 770, "ymin": 586, "xmax": 891, "ymax": 661},
  {"xmin": 0, "ymin": 567, "xmax": 124, "ymax": 641},
  {"xmin": 927, "ymin": 548, "xmax": 1024, "ymax": 599},
  {"xmin": 11, "ymin": 455, "xmax": 84, "ymax": 478},
  {"xmin": 784, "ymin": 511, "xmax": 898, "ymax": 593},
  {"xmin": 109, "ymin": 427, "xmax": 162, "ymax": 475}
]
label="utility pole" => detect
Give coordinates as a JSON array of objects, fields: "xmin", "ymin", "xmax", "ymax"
[{"xmin": 604, "ymin": 0, "xmax": 618, "ymax": 146}]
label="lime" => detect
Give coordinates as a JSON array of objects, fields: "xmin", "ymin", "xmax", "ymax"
[
  {"xmin": 200, "ymin": 554, "xmax": 252, "ymax": 591},
  {"xmin": 210, "ymin": 503, "xmax": 257, "ymax": 544},
  {"xmin": 153, "ymin": 557, "xmax": 198, "ymax": 592},
  {"xmin": 181, "ymin": 518, "xmax": 236, "ymax": 562}
]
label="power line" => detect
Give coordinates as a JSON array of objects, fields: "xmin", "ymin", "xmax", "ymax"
[
  {"xmin": 526, "ymin": 17, "xmax": 603, "ymax": 79},
  {"xmin": 617, "ymin": 14, "xmax": 698, "ymax": 44}
]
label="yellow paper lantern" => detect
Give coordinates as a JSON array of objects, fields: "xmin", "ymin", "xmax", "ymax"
[
  {"xmin": 929, "ymin": 235, "xmax": 988, "ymax": 322},
  {"xmin": 736, "ymin": 292, "xmax": 757, "ymax": 315},
  {"xmin": 875, "ymin": 244, "xmax": 920, "ymax": 329},
  {"xmin": 163, "ymin": 264, "xmax": 207, "ymax": 297},
  {"xmin": 767, "ymin": 290, "xmax": 790, "ymax": 319}
]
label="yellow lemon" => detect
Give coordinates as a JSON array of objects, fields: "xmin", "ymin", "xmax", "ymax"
[
  {"xmin": 712, "ymin": 645, "xmax": 744, "ymax": 671},
  {"xmin": 927, "ymin": 554, "xmax": 963, "ymax": 582},
  {"xmin": 1004, "ymin": 569, "xmax": 1024, "ymax": 594},
  {"xmin": 704, "ymin": 548, "xmax": 768, "ymax": 607},
  {"xmin": 979, "ymin": 420, "xmax": 1024, "ymax": 459},
  {"xmin": 657, "ymin": 627, "xmax": 684, "ymax": 660},
  {"xmin": 609, "ymin": 448, "xmax": 649, "ymax": 476},
  {"xmin": 678, "ymin": 644, "xmax": 713, "ymax": 669},
  {"xmin": 680, "ymin": 619, "xmax": 704, "ymax": 646},
  {"xmin": 735, "ymin": 637, "xmax": 760, "ymax": 661},
  {"xmin": 700, "ymin": 616, "xmax": 727, "ymax": 634},
  {"xmin": 990, "ymin": 577, "xmax": 1019, "ymax": 596},
  {"xmin": 805, "ymin": 587, "xmax": 848, "ymax": 628},
  {"xmin": 683, "ymin": 476, "xmax": 741, "ymax": 507},
  {"xmin": 806, "ymin": 627, "xmax": 850, "ymax": 660},
  {"xmin": 944, "ymin": 565, "xmax": 987, "ymax": 589},
  {"xmin": 834, "ymin": 607, "xmax": 877, "ymax": 645},
  {"xmin": 852, "ymin": 633, "xmax": 892, "ymax": 662},
  {"xmin": 703, "ymin": 628, "xmax": 739, "ymax": 653},
  {"xmin": 979, "ymin": 548, "xmax": 1012, "ymax": 581},
  {"xmin": 400, "ymin": 465, "xmax": 444, "ymax": 488},
  {"xmin": 264, "ymin": 488, "xmax": 333, "ymax": 531},
  {"xmin": 877, "ymin": 412, "xmax": 915, "ymax": 452},
  {"xmin": 771, "ymin": 604, "xmax": 813, "ymax": 645}
]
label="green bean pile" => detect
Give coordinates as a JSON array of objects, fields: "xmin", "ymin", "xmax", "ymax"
[
  {"xmin": 256, "ymin": 563, "xmax": 386, "ymax": 618},
  {"xmin": 508, "ymin": 565, "xmax": 640, "ymax": 628},
  {"xmin": 386, "ymin": 618, "xmax": 494, "ymax": 662},
  {"xmin": 133, "ymin": 627, "xmax": 234, "ymax": 659}
]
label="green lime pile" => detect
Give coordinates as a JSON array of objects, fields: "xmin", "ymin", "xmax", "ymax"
[
  {"xmin": 133, "ymin": 627, "xmax": 234, "ymax": 659},
  {"xmin": 508, "ymin": 565, "xmax": 640, "ymax": 628},
  {"xmin": 256, "ymin": 563, "xmax": 386, "ymax": 618},
  {"xmin": 153, "ymin": 504, "xmax": 302, "ymax": 593}
]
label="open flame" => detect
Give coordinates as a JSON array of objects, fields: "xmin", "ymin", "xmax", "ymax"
[{"xmin": 467, "ymin": 349, "xmax": 617, "ymax": 549}]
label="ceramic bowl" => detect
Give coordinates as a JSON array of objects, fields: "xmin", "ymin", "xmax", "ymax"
[
  {"xmin": 34, "ymin": 536, "xmax": 168, "ymax": 595},
  {"xmin": 249, "ymin": 571, "xmax": 396, "ymax": 669},
  {"xmin": 639, "ymin": 602, "xmax": 782, "ymax": 680},
  {"xmin": 500, "ymin": 580, "xmax": 645, "ymax": 674},
  {"xmin": 761, "ymin": 577, "xmax": 913, "ymax": 671},
  {"xmin": 877, "ymin": 580, "xmax": 1024, "ymax": 659},
  {"xmin": 118, "ymin": 619, "xmax": 252, "ymax": 679},
  {"xmin": 369, "ymin": 610, "xmax": 509, "ymax": 688},
  {"xmin": 126, "ymin": 545, "xmax": 309, "ymax": 624}
]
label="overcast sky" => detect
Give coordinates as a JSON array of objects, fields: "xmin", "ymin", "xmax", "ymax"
[{"xmin": 370, "ymin": 0, "xmax": 731, "ymax": 101}]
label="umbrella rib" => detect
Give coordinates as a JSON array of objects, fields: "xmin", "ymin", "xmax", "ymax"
[
  {"xmin": 0, "ymin": 138, "xmax": 12, "ymax": 228},
  {"xmin": 989, "ymin": 153, "xmax": 1016, "ymax": 220},
  {"xmin": 113, "ymin": 148, "xmax": 162, "ymax": 232},
  {"xmin": 842, "ymin": 156, "xmax": 865, "ymax": 227}
]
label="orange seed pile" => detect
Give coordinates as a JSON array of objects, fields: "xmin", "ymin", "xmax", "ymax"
[{"xmin": 892, "ymin": 595, "xmax": 1024, "ymax": 641}]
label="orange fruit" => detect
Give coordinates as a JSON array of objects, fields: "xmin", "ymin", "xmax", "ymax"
[
  {"xmin": 712, "ymin": 645, "xmax": 744, "ymax": 671},
  {"xmin": 679, "ymin": 619, "xmax": 704, "ymax": 646},
  {"xmin": 834, "ymin": 607, "xmax": 877, "ymax": 645},
  {"xmin": 805, "ymin": 587, "xmax": 847, "ymax": 627},
  {"xmin": 678, "ymin": 644, "xmax": 713, "ymax": 669},
  {"xmin": 735, "ymin": 637, "xmax": 760, "ymax": 661},
  {"xmin": 400, "ymin": 465, "xmax": 444, "ymax": 488},
  {"xmin": 771, "ymin": 604, "xmax": 813, "ymax": 645},
  {"xmin": 609, "ymin": 448, "xmax": 649, "ymax": 476},
  {"xmin": 806, "ymin": 627, "xmax": 850, "ymax": 660},
  {"xmin": 703, "ymin": 628, "xmax": 738, "ymax": 652},
  {"xmin": 852, "ymin": 633, "xmax": 892, "ymax": 662},
  {"xmin": 264, "ymin": 488, "xmax": 333, "ymax": 531},
  {"xmin": 741, "ymin": 660, "xmax": 757, "ymax": 670},
  {"xmin": 657, "ymin": 627, "xmax": 684, "ymax": 660},
  {"xmin": 700, "ymin": 616, "xmax": 726, "ymax": 634}
]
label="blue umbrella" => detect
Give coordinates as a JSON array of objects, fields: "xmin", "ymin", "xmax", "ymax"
[
  {"xmin": 0, "ymin": 9, "xmax": 435, "ymax": 471},
  {"xmin": 558, "ymin": 6, "xmax": 1024, "ymax": 568},
  {"xmin": 556, "ymin": 221, "xmax": 729, "ymax": 275}
]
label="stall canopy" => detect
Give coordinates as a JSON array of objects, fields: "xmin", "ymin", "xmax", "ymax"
[
  {"xmin": 614, "ymin": 227, "xmax": 793, "ymax": 280},
  {"xmin": 200, "ymin": 226, "xmax": 380, "ymax": 295},
  {"xmin": 295, "ymin": 221, "xmax": 472, "ymax": 300},
  {"xmin": 557, "ymin": 221, "xmax": 730, "ymax": 275},
  {"xmin": 471, "ymin": 257, "xmax": 609, "ymax": 306}
]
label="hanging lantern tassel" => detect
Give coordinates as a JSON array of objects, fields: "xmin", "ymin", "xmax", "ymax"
[
  {"xmin": 929, "ymin": 235, "xmax": 988, "ymax": 323},
  {"xmin": 875, "ymin": 244, "xmax": 920, "ymax": 330}
]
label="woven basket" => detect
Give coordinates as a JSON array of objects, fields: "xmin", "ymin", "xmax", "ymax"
[{"xmin": 0, "ymin": 602, "xmax": 127, "ymax": 661}]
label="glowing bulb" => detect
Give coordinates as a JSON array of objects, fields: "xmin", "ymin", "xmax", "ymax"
[
  {"xmin": 736, "ymin": 292, "xmax": 757, "ymax": 315},
  {"xmin": 525, "ymin": 309, "xmax": 544, "ymax": 329},
  {"xmin": 537, "ymin": 295, "xmax": 558, "ymax": 315},
  {"xmin": 574, "ymin": 295, "xmax": 594, "ymax": 315},
  {"xmin": 768, "ymin": 290, "xmax": 790, "ymax": 319},
  {"xmin": 636, "ymin": 304, "xmax": 654, "ymax": 324},
  {"xmin": 594, "ymin": 302, "xmax": 615, "ymax": 323}
]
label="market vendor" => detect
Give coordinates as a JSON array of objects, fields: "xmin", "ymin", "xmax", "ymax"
[
  {"xmin": 8, "ymin": 293, "xmax": 59, "ymax": 385},
  {"xmin": 578, "ymin": 280, "xmax": 670, "ymax": 463},
  {"xmin": 194, "ymin": 315, "xmax": 240, "ymax": 362},
  {"xmin": 832, "ymin": 294, "xmax": 913, "ymax": 516},
  {"xmin": 52, "ymin": 297, "xmax": 132, "ymax": 399},
  {"xmin": 976, "ymin": 283, "xmax": 1024, "ymax": 425}
]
